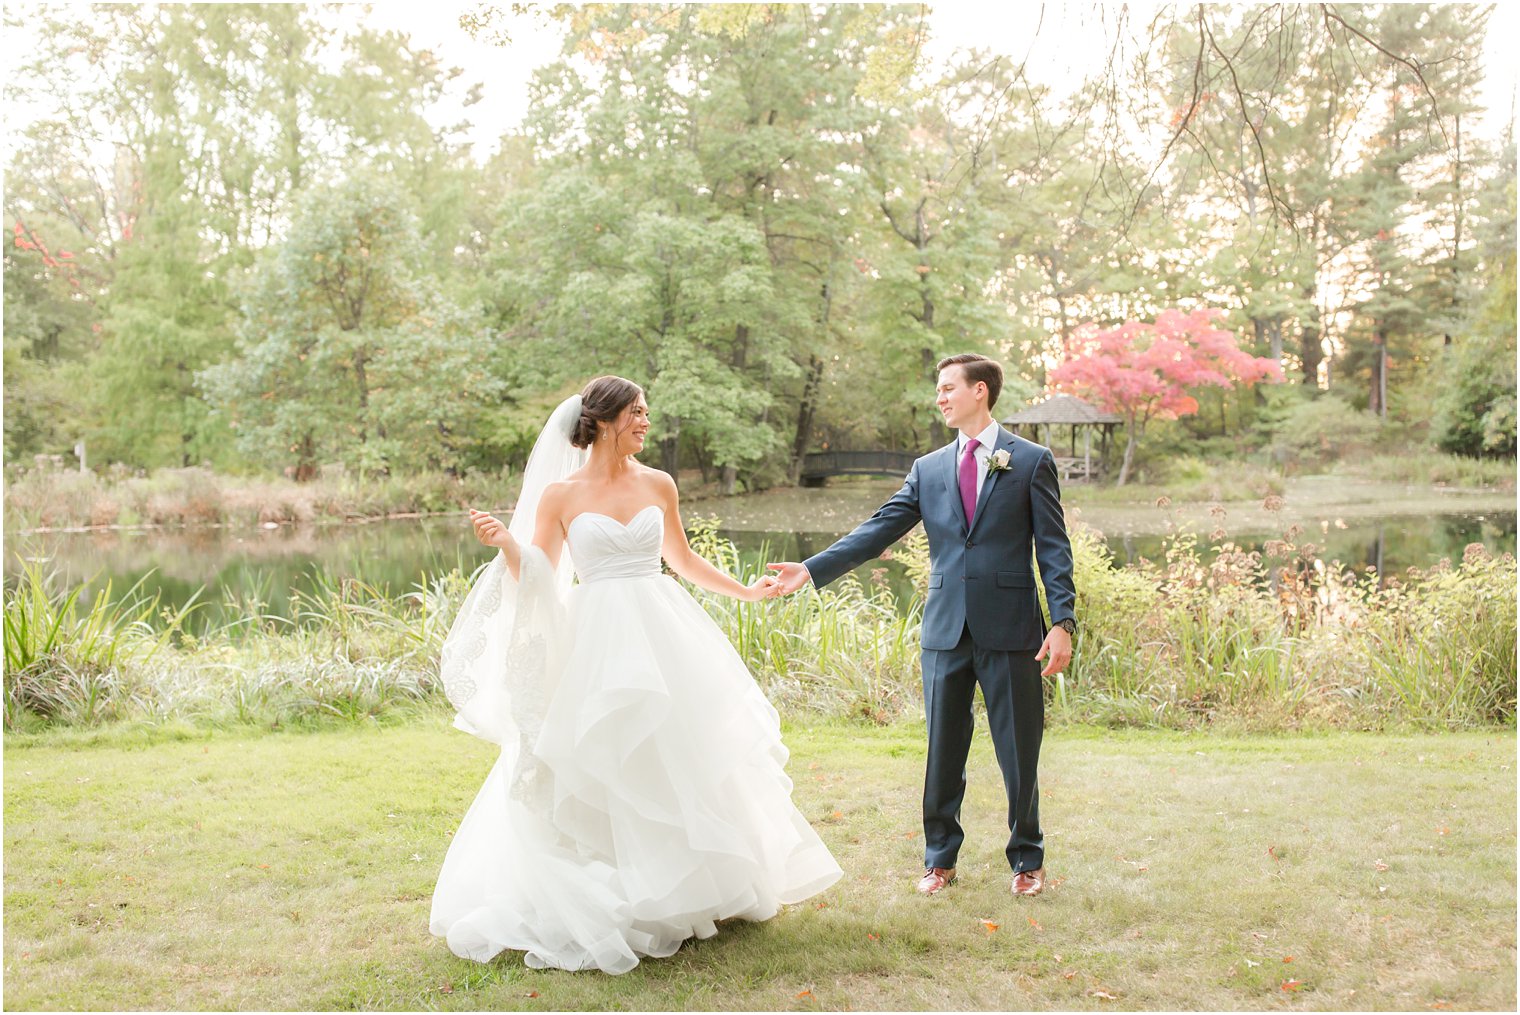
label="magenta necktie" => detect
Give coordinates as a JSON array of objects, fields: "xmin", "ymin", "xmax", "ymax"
[{"xmin": 958, "ymin": 437, "xmax": 981, "ymax": 525}]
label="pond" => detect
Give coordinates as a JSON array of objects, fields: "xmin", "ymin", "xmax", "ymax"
[{"xmin": 5, "ymin": 480, "xmax": 1514, "ymax": 634}]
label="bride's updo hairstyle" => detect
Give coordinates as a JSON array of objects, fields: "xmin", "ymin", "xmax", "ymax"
[{"xmin": 570, "ymin": 375, "xmax": 645, "ymax": 449}]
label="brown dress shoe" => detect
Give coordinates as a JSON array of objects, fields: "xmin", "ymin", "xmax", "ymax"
[
  {"xmin": 916, "ymin": 866, "xmax": 956, "ymax": 894},
  {"xmin": 1011, "ymin": 867, "xmax": 1045, "ymax": 896}
]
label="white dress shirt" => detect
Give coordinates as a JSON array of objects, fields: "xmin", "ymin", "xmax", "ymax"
[{"xmin": 955, "ymin": 419, "xmax": 1001, "ymax": 506}]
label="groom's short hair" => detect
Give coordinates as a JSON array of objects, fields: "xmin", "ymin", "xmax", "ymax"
[{"xmin": 937, "ymin": 353, "xmax": 1004, "ymax": 409}]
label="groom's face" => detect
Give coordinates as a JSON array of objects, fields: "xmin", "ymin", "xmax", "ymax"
[{"xmin": 936, "ymin": 366, "xmax": 986, "ymax": 432}]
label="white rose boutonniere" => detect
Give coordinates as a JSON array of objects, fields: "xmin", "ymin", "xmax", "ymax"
[{"xmin": 986, "ymin": 448, "xmax": 1012, "ymax": 474}]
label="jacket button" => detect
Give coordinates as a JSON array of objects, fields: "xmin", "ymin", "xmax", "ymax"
[{"xmin": 966, "ymin": 541, "xmax": 975, "ymax": 548}]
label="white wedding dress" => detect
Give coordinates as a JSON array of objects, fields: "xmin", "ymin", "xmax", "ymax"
[{"xmin": 429, "ymin": 504, "xmax": 842, "ymax": 974}]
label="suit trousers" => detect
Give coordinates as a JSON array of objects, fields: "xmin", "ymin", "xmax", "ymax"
[{"xmin": 921, "ymin": 624, "xmax": 1044, "ymax": 874}]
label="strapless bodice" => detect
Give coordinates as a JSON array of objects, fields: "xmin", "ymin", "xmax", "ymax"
[{"xmin": 567, "ymin": 505, "xmax": 664, "ymax": 584}]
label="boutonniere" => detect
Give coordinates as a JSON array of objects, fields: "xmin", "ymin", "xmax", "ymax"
[{"xmin": 986, "ymin": 449, "xmax": 1012, "ymax": 474}]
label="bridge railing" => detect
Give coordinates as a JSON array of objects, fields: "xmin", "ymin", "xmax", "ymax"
[{"xmin": 800, "ymin": 450, "xmax": 919, "ymax": 486}]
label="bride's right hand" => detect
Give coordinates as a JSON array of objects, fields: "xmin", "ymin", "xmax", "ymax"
[{"xmin": 469, "ymin": 508, "xmax": 515, "ymax": 551}]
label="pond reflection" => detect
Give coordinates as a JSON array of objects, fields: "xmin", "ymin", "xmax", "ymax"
[{"xmin": 5, "ymin": 507, "xmax": 1513, "ymax": 634}]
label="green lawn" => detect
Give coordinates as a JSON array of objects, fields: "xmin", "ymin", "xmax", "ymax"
[{"xmin": 3, "ymin": 720, "xmax": 1514, "ymax": 1011}]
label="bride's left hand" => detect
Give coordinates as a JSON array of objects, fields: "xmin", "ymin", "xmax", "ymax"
[{"xmin": 743, "ymin": 574, "xmax": 782, "ymax": 602}]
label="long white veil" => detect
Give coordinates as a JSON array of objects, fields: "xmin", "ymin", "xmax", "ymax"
[{"xmin": 439, "ymin": 395, "xmax": 587, "ymax": 746}]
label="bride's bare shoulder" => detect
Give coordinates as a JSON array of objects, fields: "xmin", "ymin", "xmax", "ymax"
[
  {"xmin": 538, "ymin": 479, "xmax": 578, "ymax": 511},
  {"xmin": 636, "ymin": 464, "xmax": 678, "ymax": 495}
]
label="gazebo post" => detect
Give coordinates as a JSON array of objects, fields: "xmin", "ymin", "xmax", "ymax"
[{"xmin": 1084, "ymin": 426, "xmax": 1091, "ymax": 480}]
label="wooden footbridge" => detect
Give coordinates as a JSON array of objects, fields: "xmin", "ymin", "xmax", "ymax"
[{"xmin": 799, "ymin": 450, "xmax": 919, "ymax": 487}]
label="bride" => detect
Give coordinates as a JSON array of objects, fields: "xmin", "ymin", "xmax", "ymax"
[{"xmin": 429, "ymin": 375, "xmax": 842, "ymax": 974}]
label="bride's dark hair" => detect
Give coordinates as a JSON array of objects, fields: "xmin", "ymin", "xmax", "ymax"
[{"xmin": 571, "ymin": 375, "xmax": 645, "ymax": 449}]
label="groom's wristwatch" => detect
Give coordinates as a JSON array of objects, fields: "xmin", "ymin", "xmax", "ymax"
[{"xmin": 1055, "ymin": 618, "xmax": 1077, "ymax": 636}]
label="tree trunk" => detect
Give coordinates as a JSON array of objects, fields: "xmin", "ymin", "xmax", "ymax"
[
  {"xmin": 1115, "ymin": 424, "xmax": 1139, "ymax": 487},
  {"xmin": 1300, "ymin": 293, "xmax": 1322, "ymax": 386},
  {"xmin": 921, "ymin": 346, "xmax": 947, "ymax": 446},
  {"xmin": 719, "ymin": 465, "xmax": 738, "ymax": 496},
  {"xmin": 1370, "ymin": 329, "xmax": 1387, "ymax": 417},
  {"xmin": 789, "ymin": 354, "xmax": 825, "ymax": 484},
  {"xmin": 659, "ymin": 424, "xmax": 680, "ymax": 485}
]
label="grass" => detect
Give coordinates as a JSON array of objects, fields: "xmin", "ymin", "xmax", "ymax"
[{"xmin": 3, "ymin": 719, "xmax": 1515, "ymax": 1011}]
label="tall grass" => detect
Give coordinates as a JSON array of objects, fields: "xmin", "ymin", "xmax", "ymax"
[
  {"xmin": 3, "ymin": 461, "xmax": 517, "ymax": 531},
  {"xmin": 2, "ymin": 559, "xmax": 201, "ymax": 726},
  {"xmin": 1334, "ymin": 451, "xmax": 1516, "ymax": 489},
  {"xmin": 685, "ymin": 517, "xmax": 925, "ymax": 722},
  {"xmin": 4, "ymin": 513, "xmax": 1514, "ymax": 732}
]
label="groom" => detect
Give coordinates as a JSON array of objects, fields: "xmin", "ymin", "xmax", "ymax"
[{"xmin": 769, "ymin": 354, "xmax": 1076, "ymax": 897}]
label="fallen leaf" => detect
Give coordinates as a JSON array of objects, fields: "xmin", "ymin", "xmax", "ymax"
[
  {"xmin": 1028, "ymin": 917, "xmax": 1043, "ymax": 931},
  {"xmin": 1252, "ymin": 932, "xmax": 1267, "ymax": 940},
  {"xmin": 1281, "ymin": 979, "xmax": 1305, "ymax": 992},
  {"xmin": 1437, "ymin": 826, "xmax": 1450, "ymax": 836},
  {"xmin": 796, "ymin": 990, "xmax": 813, "ymax": 999},
  {"xmin": 867, "ymin": 933, "xmax": 879, "ymax": 941},
  {"xmin": 526, "ymin": 991, "xmax": 539, "ymax": 998},
  {"xmin": 1282, "ymin": 955, "xmax": 1294, "ymax": 963},
  {"xmin": 1054, "ymin": 953, "xmax": 1063, "ymax": 963},
  {"xmin": 1373, "ymin": 860, "xmax": 1389, "ymax": 872},
  {"xmin": 814, "ymin": 901, "xmax": 828, "ymax": 909},
  {"xmin": 1432, "ymin": 1001, "xmax": 1454, "ymax": 1009},
  {"xmin": 258, "ymin": 864, "xmax": 270, "ymax": 870},
  {"xmin": 1091, "ymin": 989, "xmax": 1118, "ymax": 1000},
  {"xmin": 831, "ymin": 811, "xmax": 842, "ymax": 820},
  {"xmin": 981, "ymin": 919, "xmax": 1000, "ymax": 933},
  {"xmin": 1245, "ymin": 959, "xmax": 1260, "ymax": 968},
  {"xmin": 1063, "ymin": 971, "xmax": 1076, "ymax": 981},
  {"xmin": 439, "ymin": 984, "xmax": 453, "ymax": 995},
  {"xmin": 1267, "ymin": 845, "xmax": 1279, "ymax": 861}
]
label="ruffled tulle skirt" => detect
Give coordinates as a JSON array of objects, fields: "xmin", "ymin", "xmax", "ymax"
[{"xmin": 429, "ymin": 574, "xmax": 841, "ymax": 973}]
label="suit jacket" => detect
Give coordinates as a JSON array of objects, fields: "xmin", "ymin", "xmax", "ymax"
[{"xmin": 804, "ymin": 427, "xmax": 1076, "ymax": 652}]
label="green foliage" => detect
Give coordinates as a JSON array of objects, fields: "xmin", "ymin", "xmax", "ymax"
[
  {"xmin": 200, "ymin": 175, "xmax": 505, "ymax": 476},
  {"xmin": 1432, "ymin": 333, "xmax": 1518, "ymax": 457},
  {"xmin": 1266, "ymin": 391, "xmax": 1385, "ymax": 470},
  {"xmin": 3, "ymin": 3, "xmax": 1516, "ymax": 483},
  {"xmin": 7, "ymin": 515, "xmax": 1514, "ymax": 731}
]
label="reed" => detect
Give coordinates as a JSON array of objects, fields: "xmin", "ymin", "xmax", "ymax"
[{"xmin": 3, "ymin": 514, "xmax": 1514, "ymax": 732}]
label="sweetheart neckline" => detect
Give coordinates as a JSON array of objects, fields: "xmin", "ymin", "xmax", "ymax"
[{"xmin": 566, "ymin": 504, "xmax": 664, "ymax": 532}]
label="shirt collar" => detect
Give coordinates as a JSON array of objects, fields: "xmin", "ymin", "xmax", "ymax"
[{"xmin": 957, "ymin": 419, "xmax": 1001, "ymax": 452}]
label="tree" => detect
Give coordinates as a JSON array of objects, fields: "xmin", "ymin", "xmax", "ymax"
[
  {"xmin": 1049, "ymin": 308, "xmax": 1282, "ymax": 485},
  {"xmin": 199, "ymin": 176, "xmax": 502, "ymax": 478}
]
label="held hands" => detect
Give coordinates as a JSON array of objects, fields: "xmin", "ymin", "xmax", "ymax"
[
  {"xmin": 1035, "ymin": 625, "xmax": 1073, "ymax": 677},
  {"xmin": 740, "ymin": 574, "xmax": 782, "ymax": 602},
  {"xmin": 764, "ymin": 561, "xmax": 812, "ymax": 597},
  {"xmin": 468, "ymin": 508, "xmax": 515, "ymax": 551}
]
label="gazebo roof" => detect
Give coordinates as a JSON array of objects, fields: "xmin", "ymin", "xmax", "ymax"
[{"xmin": 1001, "ymin": 394, "xmax": 1122, "ymax": 426}]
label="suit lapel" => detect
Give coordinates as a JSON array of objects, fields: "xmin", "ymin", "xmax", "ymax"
[
  {"xmin": 939, "ymin": 440, "xmax": 968, "ymax": 533},
  {"xmin": 968, "ymin": 428, "xmax": 1016, "ymax": 537}
]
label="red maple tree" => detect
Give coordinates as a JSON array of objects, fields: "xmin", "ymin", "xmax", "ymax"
[{"xmin": 1048, "ymin": 308, "xmax": 1282, "ymax": 485}]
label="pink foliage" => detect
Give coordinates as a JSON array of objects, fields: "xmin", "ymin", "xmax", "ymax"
[{"xmin": 1048, "ymin": 308, "xmax": 1281, "ymax": 427}]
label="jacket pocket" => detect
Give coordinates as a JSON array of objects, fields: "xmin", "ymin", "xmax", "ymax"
[
  {"xmin": 996, "ymin": 571, "xmax": 1035, "ymax": 588},
  {"xmin": 928, "ymin": 573, "xmax": 944, "ymax": 588}
]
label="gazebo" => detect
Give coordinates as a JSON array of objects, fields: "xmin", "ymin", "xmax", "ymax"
[{"xmin": 1001, "ymin": 394, "xmax": 1122, "ymax": 482}]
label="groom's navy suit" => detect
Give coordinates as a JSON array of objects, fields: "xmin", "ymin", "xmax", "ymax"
[{"xmin": 804, "ymin": 426, "xmax": 1076, "ymax": 874}]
